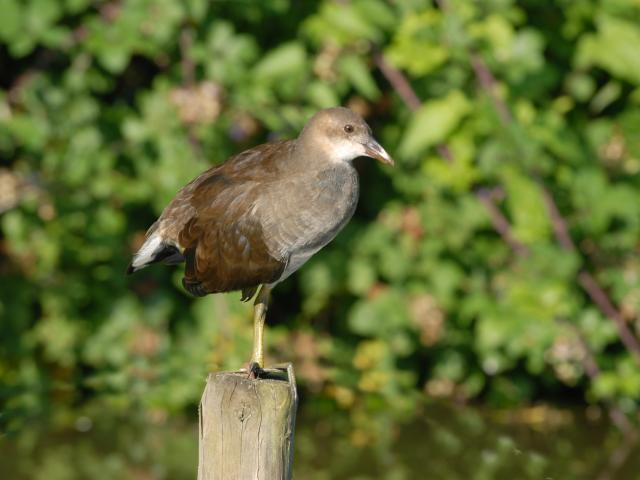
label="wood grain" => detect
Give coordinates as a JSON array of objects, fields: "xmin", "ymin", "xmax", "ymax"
[{"xmin": 198, "ymin": 364, "xmax": 298, "ymax": 480}]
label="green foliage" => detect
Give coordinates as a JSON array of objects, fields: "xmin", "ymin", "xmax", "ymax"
[
  {"xmin": 2, "ymin": 0, "xmax": 640, "ymax": 441},
  {"xmin": 400, "ymin": 90, "xmax": 470, "ymax": 157}
]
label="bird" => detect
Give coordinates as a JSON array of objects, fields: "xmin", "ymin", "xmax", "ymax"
[{"xmin": 127, "ymin": 107, "xmax": 393, "ymax": 378}]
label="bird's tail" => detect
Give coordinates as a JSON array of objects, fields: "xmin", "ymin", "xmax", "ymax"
[{"xmin": 127, "ymin": 233, "xmax": 184, "ymax": 274}]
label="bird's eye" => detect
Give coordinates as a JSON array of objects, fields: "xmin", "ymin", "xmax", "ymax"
[{"xmin": 344, "ymin": 124, "xmax": 354, "ymax": 134}]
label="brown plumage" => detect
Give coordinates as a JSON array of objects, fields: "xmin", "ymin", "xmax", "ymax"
[
  {"xmin": 127, "ymin": 107, "xmax": 393, "ymax": 374},
  {"xmin": 168, "ymin": 141, "xmax": 294, "ymax": 297}
]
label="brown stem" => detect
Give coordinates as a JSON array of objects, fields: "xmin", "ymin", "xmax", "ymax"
[
  {"xmin": 479, "ymin": 189, "xmax": 636, "ymax": 433},
  {"xmin": 560, "ymin": 321, "xmax": 632, "ymax": 433},
  {"xmin": 179, "ymin": 27, "xmax": 195, "ymax": 86},
  {"xmin": 178, "ymin": 25, "xmax": 203, "ymax": 158},
  {"xmin": 435, "ymin": 0, "xmax": 513, "ymax": 126},
  {"xmin": 578, "ymin": 272, "xmax": 640, "ymax": 365},
  {"xmin": 372, "ymin": 52, "xmax": 421, "ymax": 112},
  {"xmin": 469, "ymin": 54, "xmax": 513, "ymax": 125},
  {"xmin": 373, "ymin": 51, "xmax": 451, "ymax": 162},
  {"xmin": 540, "ymin": 185, "xmax": 576, "ymax": 251},
  {"xmin": 374, "ymin": 50, "xmax": 638, "ymax": 431},
  {"xmin": 476, "ymin": 188, "xmax": 528, "ymax": 258},
  {"xmin": 596, "ymin": 429, "xmax": 639, "ymax": 480},
  {"xmin": 449, "ymin": 0, "xmax": 640, "ymax": 360},
  {"xmin": 541, "ymin": 185, "xmax": 640, "ymax": 366}
]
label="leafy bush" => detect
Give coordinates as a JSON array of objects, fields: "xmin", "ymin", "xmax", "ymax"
[{"xmin": 2, "ymin": 0, "xmax": 640, "ymax": 434}]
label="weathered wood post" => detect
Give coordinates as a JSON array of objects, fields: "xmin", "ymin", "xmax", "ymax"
[{"xmin": 197, "ymin": 363, "xmax": 298, "ymax": 480}]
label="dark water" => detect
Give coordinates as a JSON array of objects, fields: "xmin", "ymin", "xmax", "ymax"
[{"xmin": 1, "ymin": 402, "xmax": 639, "ymax": 479}]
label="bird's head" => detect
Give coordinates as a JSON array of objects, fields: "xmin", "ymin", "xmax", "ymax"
[{"xmin": 298, "ymin": 107, "xmax": 394, "ymax": 166}]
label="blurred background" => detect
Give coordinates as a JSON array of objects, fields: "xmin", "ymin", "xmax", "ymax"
[{"xmin": 2, "ymin": 0, "xmax": 640, "ymax": 478}]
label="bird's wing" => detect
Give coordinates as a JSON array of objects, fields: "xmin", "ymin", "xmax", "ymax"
[{"xmin": 166, "ymin": 141, "xmax": 293, "ymax": 296}]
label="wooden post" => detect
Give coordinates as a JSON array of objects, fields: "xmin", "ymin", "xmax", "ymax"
[{"xmin": 198, "ymin": 363, "xmax": 298, "ymax": 480}]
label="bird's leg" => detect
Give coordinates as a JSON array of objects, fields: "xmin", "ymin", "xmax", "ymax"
[{"xmin": 248, "ymin": 285, "xmax": 271, "ymax": 379}]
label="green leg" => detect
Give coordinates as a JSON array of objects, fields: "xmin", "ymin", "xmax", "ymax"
[{"xmin": 249, "ymin": 285, "xmax": 271, "ymax": 377}]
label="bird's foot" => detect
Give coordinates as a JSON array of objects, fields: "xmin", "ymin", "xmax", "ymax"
[{"xmin": 246, "ymin": 362, "xmax": 264, "ymax": 380}]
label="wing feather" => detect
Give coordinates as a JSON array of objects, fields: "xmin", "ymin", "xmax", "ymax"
[{"xmin": 155, "ymin": 141, "xmax": 292, "ymax": 296}]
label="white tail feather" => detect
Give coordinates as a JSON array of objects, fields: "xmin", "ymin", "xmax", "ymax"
[{"xmin": 131, "ymin": 234, "xmax": 162, "ymax": 269}]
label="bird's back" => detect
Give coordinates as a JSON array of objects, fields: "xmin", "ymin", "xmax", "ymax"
[{"xmin": 154, "ymin": 140, "xmax": 294, "ymax": 244}]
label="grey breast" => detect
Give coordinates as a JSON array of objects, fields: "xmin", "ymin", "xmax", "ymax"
[{"xmin": 258, "ymin": 163, "xmax": 359, "ymax": 283}]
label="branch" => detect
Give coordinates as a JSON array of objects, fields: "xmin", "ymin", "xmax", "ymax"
[
  {"xmin": 179, "ymin": 26, "xmax": 196, "ymax": 87},
  {"xmin": 469, "ymin": 54, "xmax": 513, "ymax": 125},
  {"xmin": 373, "ymin": 49, "xmax": 637, "ymax": 432},
  {"xmin": 372, "ymin": 51, "xmax": 452, "ymax": 162},
  {"xmin": 541, "ymin": 185, "xmax": 640, "ymax": 366},
  {"xmin": 578, "ymin": 272, "xmax": 640, "ymax": 364},
  {"xmin": 372, "ymin": 52, "xmax": 421, "ymax": 112},
  {"xmin": 596, "ymin": 428, "xmax": 639, "ymax": 480},
  {"xmin": 540, "ymin": 185, "xmax": 576, "ymax": 251},
  {"xmin": 476, "ymin": 188, "xmax": 529, "ymax": 258},
  {"xmin": 559, "ymin": 320, "xmax": 633, "ymax": 434},
  {"xmin": 178, "ymin": 25, "xmax": 203, "ymax": 158},
  {"xmin": 481, "ymin": 189, "xmax": 636, "ymax": 433},
  {"xmin": 447, "ymin": 0, "xmax": 640, "ymax": 363},
  {"xmin": 435, "ymin": 0, "xmax": 513, "ymax": 125}
]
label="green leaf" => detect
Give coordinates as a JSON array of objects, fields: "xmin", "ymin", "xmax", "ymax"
[
  {"xmin": 399, "ymin": 90, "xmax": 470, "ymax": 157},
  {"xmin": 347, "ymin": 258, "xmax": 377, "ymax": 295},
  {"xmin": 386, "ymin": 10, "xmax": 448, "ymax": 76},
  {"xmin": 306, "ymin": 81, "xmax": 340, "ymax": 108},
  {"xmin": 0, "ymin": 0, "xmax": 21, "ymax": 41},
  {"xmin": 254, "ymin": 42, "xmax": 306, "ymax": 80},
  {"xmin": 337, "ymin": 54, "xmax": 380, "ymax": 100},
  {"xmin": 502, "ymin": 167, "xmax": 551, "ymax": 244},
  {"xmin": 304, "ymin": 1, "xmax": 381, "ymax": 45},
  {"xmin": 353, "ymin": 0, "xmax": 396, "ymax": 31},
  {"xmin": 348, "ymin": 290, "xmax": 410, "ymax": 336},
  {"xmin": 576, "ymin": 15, "xmax": 640, "ymax": 85}
]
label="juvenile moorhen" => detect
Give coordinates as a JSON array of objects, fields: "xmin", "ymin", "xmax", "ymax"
[{"xmin": 127, "ymin": 107, "xmax": 394, "ymax": 377}]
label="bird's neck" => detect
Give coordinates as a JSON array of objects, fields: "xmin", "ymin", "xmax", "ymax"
[{"xmin": 294, "ymin": 135, "xmax": 355, "ymax": 169}]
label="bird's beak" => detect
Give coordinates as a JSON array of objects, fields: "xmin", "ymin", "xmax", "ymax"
[{"xmin": 363, "ymin": 138, "xmax": 394, "ymax": 166}]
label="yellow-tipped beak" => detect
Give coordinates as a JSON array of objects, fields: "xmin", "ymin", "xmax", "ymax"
[{"xmin": 364, "ymin": 138, "xmax": 394, "ymax": 166}]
